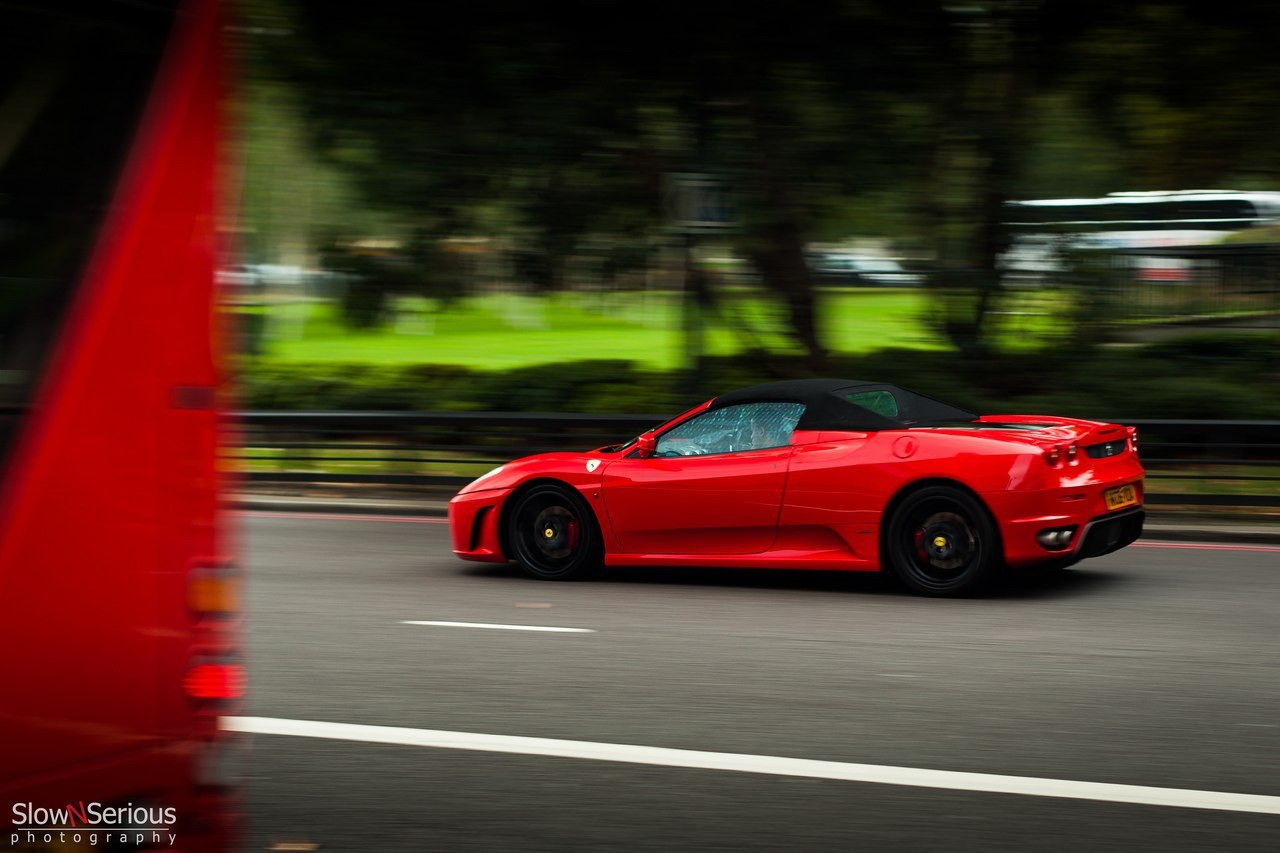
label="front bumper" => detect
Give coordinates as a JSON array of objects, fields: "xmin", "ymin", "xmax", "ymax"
[{"xmin": 448, "ymin": 487, "xmax": 512, "ymax": 562}]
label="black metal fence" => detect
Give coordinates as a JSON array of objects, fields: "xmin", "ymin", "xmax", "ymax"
[
  {"xmin": 235, "ymin": 411, "xmax": 656, "ymax": 489},
  {"xmin": 1105, "ymin": 244, "xmax": 1280, "ymax": 326},
  {"xmin": 232, "ymin": 412, "xmax": 1280, "ymax": 509}
]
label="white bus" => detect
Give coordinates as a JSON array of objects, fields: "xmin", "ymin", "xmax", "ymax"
[{"xmin": 1003, "ymin": 190, "xmax": 1280, "ymax": 281}]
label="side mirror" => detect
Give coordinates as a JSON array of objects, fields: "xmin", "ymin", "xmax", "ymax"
[{"xmin": 636, "ymin": 433, "xmax": 656, "ymax": 459}]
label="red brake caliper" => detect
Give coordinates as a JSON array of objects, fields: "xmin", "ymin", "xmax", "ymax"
[{"xmin": 913, "ymin": 528, "xmax": 928, "ymax": 562}]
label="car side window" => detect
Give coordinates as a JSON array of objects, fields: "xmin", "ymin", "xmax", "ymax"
[
  {"xmin": 655, "ymin": 402, "xmax": 805, "ymax": 457},
  {"xmin": 845, "ymin": 389, "xmax": 899, "ymax": 418}
]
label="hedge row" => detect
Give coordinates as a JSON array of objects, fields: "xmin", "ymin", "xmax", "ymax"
[{"xmin": 239, "ymin": 333, "xmax": 1280, "ymax": 420}]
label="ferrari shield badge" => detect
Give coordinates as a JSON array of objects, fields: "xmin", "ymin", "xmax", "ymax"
[{"xmin": 586, "ymin": 459, "xmax": 600, "ymax": 473}]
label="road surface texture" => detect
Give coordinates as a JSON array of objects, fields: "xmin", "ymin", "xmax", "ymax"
[{"xmin": 240, "ymin": 512, "xmax": 1279, "ymax": 852}]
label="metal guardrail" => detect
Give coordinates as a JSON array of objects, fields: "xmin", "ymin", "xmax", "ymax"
[
  {"xmin": 232, "ymin": 412, "xmax": 1280, "ymax": 508},
  {"xmin": 235, "ymin": 411, "xmax": 661, "ymax": 488}
]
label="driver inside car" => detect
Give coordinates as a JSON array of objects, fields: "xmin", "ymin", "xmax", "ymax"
[{"xmin": 747, "ymin": 412, "xmax": 798, "ymax": 450}]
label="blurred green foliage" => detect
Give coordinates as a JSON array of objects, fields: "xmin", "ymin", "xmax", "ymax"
[
  {"xmin": 239, "ymin": 0, "xmax": 1280, "ymax": 365},
  {"xmin": 233, "ymin": 1, "xmax": 1280, "ymax": 418},
  {"xmin": 242, "ymin": 333, "xmax": 1280, "ymax": 420}
]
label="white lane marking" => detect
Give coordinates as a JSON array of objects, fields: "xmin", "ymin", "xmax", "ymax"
[
  {"xmin": 1135, "ymin": 540, "xmax": 1280, "ymax": 554},
  {"xmin": 401, "ymin": 620, "xmax": 594, "ymax": 633},
  {"xmin": 240, "ymin": 511, "xmax": 448, "ymax": 524},
  {"xmin": 221, "ymin": 716, "xmax": 1280, "ymax": 816}
]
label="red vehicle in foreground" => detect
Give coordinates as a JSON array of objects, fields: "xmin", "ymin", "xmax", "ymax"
[
  {"xmin": 1, "ymin": 0, "xmax": 240, "ymax": 848},
  {"xmin": 450, "ymin": 379, "xmax": 1145, "ymax": 596}
]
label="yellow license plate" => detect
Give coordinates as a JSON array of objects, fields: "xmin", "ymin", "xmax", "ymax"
[{"xmin": 1104, "ymin": 484, "xmax": 1139, "ymax": 511}]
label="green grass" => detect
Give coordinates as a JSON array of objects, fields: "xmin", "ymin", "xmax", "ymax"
[
  {"xmin": 1146, "ymin": 467, "xmax": 1280, "ymax": 498},
  {"xmin": 243, "ymin": 289, "xmax": 947, "ymax": 369},
  {"xmin": 237, "ymin": 446, "xmax": 494, "ymax": 477}
]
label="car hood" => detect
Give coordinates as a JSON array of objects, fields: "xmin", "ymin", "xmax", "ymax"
[{"xmin": 455, "ymin": 451, "xmax": 605, "ymax": 495}]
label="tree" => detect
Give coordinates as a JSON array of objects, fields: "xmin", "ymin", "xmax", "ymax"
[
  {"xmin": 245, "ymin": 0, "xmax": 1280, "ymax": 365},
  {"xmin": 247, "ymin": 0, "xmax": 950, "ymax": 367}
]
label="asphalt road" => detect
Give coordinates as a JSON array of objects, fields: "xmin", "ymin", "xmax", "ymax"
[{"xmin": 240, "ymin": 513, "xmax": 1280, "ymax": 852}]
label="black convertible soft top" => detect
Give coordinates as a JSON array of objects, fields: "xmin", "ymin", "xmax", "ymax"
[{"xmin": 710, "ymin": 378, "xmax": 976, "ymax": 431}]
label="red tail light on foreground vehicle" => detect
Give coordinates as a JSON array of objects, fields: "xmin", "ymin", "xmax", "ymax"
[
  {"xmin": 450, "ymin": 379, "xmax": 1145, "ymax": 597},
  {"xmin": 184, "ymin": 662, "xmax": 248, "ymax": 702}
]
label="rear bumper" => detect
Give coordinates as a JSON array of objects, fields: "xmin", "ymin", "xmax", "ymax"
[
  {"xmin": 448, "ymin": 488, "xmax": 512, "ymax": 562},
  {"xmin": 987, "ymin": 477, "xmax": 1145, "ymax": 567},
  {"xmin": 1075, "ymin": 508, "xmax": 1145, "ymax": 559}
]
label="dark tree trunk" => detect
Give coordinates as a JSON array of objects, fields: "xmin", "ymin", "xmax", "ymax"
[
  {"xmin": 746, "ymin": 219, "xmax": 826, "ymax": 370},
  {"xmin": 926, "ymin": 4, "xmax": 1034, "ymax": 359},
  {"xmin": 742, "ymin": 98, "xmax": 828, "ymax": 371}
]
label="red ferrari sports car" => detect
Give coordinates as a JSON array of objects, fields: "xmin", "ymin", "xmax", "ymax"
[{"xmin": 449, "ymin": 379, "xmax": 1145, "ymax": 596}]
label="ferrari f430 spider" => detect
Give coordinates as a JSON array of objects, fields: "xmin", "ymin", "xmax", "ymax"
[{"xmin": 449, "ymin": 379, "xmax": 1144, "ymax": 596}]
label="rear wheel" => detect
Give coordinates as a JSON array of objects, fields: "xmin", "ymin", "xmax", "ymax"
[
  {"xmin": 885, "ymin": 485, "xmax": 1000, "ymax": 597},
  {"xmin": 507, "ymin": 484, "xmax": 601, "ymax": 580}
]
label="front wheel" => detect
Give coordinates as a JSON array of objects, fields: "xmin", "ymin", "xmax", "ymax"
[
  {"xmin": 884, "ymin": 485, "xmax": 1001, "ymax": 597},
  {"xmin": 507, "ymin": 484, "xmax": 602, "ymax": 580}
]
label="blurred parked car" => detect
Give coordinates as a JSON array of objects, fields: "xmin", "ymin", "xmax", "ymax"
[
  {"xmin": 811, "ymin": 253, "xmax": 923, "ymax": 287},
  {"xmin": 216, "ymin": 264, "xmax": 260, "ymax": 289}
]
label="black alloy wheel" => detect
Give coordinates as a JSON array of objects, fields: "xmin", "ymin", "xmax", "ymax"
[
  {"xmin": 885, "ymin": 485, "xmax": 1000, "ymax": 596},
  {"xmin": 507, "ymin": 484, "xmax": 601, "ymax": 580}
]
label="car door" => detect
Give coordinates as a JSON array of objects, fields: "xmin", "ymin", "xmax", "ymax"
[{"xmin": 600, "ymin": 402, "xmax": 803, "ymax": 555}]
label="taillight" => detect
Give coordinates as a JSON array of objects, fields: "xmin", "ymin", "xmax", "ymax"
[
  {"xmin": 186, "ymin": 559, "xmax": 244, "ymax": 706},
  {"xmin": 1046, "ymin": 442, "xmax": 1080, "ymax": 466},
  {"xmin": 1128, "ymin": 426, "xmax": 1139, "ymax": 454},
  {"xmin": 184, "ymin": 661, "xmax": 246, "ymax": 701}
]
